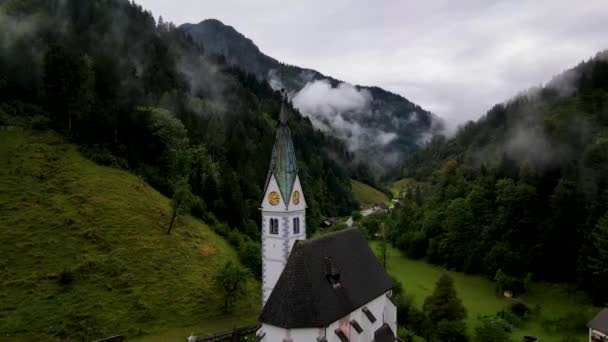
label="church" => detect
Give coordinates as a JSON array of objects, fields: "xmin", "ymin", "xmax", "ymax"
[{"xmin": 255, "ymin": 94, "xmax": 398, "ymax": 342}]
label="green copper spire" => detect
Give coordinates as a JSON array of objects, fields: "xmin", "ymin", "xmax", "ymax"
[{"xmin": 263, "ymin": 96, "xmax": 298, "ymax": 206}]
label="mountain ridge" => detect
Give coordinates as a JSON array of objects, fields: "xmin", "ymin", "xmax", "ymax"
[{"xmin": 180, "ymin": 19, "xmax": 443, "ymax": 179}]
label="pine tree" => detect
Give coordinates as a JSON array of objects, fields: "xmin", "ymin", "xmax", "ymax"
[
  {"xmin": 590, "ymin": 212, "xmax": 608, "ymax": 274},
  {"xmin": 423, "ymin": 274, "xmax": 467, "ymax": 323},
  {"xmin": 589, "ymin": 212, "xmax": 608, "ymax": 305}
]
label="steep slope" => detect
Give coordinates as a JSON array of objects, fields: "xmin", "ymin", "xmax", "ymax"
[
  {"xmin": 351, "ymin": 179, "xmax": 390, "ymax": 209},
  {"xmin": 0, "ymin": 130, "xmax": 259, "ymax": 341},
  {"xmin": 392, "ymin": 51, "xmax": 608, "ymax": 304},
  {"xmin": 0, "ymin": 0, "xmax": 356, "ymax": 239},
  {"xmin": 181, "ymin": 19, "xmax": 443, "ymax": 178}
]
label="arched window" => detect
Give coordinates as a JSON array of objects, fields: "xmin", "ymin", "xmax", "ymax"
[
  {"xmin": 269, "ymin": 218, "xmax": 279, "ymax": 234},
  {"xmin": 293, "ymin": 217, "xmax": 300, "ymax": 234}
]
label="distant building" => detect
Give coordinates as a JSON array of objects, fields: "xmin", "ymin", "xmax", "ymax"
[
  {"xmin": 256, "ymin": 94, "xmax": 397, "ymax": 341},
  {"xmin": 371, "ymin": 203, "xmax": 389, "ymax": 213},
  {"xmin": 321, "ymin": 217, "xmax": 338, "ymax": 229},
  {"xmin": 588, "ymin": 308, "xmax": 608, "ymax": 342}
]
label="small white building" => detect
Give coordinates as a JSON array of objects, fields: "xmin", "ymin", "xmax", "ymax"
[
  {"xmin": 588, "ymin": 308, "xmax": 608, "ymax": 342},
  {"xmin": 257, "ymin": 94, "xmax": 397, "ymax": 342}
]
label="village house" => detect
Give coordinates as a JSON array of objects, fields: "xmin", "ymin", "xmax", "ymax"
[
  {"xmin": 589, "ymin": 308, "xmax": 608, "ymax": 342},
  {"xmin": 256, "ymin": 94, "xmax": 397, "ymax": 342},
  {"xmin": 371, "ymin": 203, "xmax": 389, "ymax": 213}
]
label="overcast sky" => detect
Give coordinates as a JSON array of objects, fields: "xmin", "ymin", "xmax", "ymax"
[{"xmin": 135, "ymin": 0, "xmax": 608, "ymax": 128}]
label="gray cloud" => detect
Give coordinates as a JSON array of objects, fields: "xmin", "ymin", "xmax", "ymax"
[
  {"xmin": 135, "ymin": 0, "xmax": 608, "ymax": 129},
  {"xmin": 290, "ymin": 79, "xmax": 397, "ymax": 151}
]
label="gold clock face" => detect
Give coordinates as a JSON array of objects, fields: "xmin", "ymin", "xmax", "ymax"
[
  {"xmin": 292, "ymin": 190, "xmax": 300, "ymax": 205},
  {"xmin": 268, "ymin": 191, "xmax": 280, "ymax": 206}
]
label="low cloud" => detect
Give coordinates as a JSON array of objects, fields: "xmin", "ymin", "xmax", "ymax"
[
  {"xmin": 290, "ymin": 79, "xmax": 398, "ymax": 153},
  {"xmin": 292, "ymin": 79, "xmax": 372, "ymax": 117}
]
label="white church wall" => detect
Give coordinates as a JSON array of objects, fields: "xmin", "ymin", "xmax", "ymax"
[{"xmin": 259, "ymin": 290, "xmax": 397, "ymax": 342}]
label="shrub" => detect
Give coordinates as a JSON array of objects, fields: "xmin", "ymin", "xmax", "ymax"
[
  {"xmin": 397, "ymin": 326, "xmax": 415, "ymax": 342},
  {"xmin": 58, "ymin": 268, "xmax": 74, "ymax": 285},
  {"xmin": 509, "ymin": 301, "xmax": 531, "ymax": 318},
  {"xmin": 30, "ymin": 114, "xmax": 51, "ymax": 130},
  {"xmin": 501, "ymin": 309, "xmax": 524, "ymax": 327},
  {"xmin": 81, "ymin": 145, "xmax": 128, "ymax": 169},
  {"xmin": 436, "ymin": 320, "xmax": 469, "ymax": 342},
  {"xmin": 238, "ymin": 239, "xmax": 261, "ymax": 278},
  {"xmin": 479, "ymin": 314, "xmax": 513, "ymax": 333},
  {"xmin": 474, "ymin": 316, "xmax": 513, "ymax": 342}
]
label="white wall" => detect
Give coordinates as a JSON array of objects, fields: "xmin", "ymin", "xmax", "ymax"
[{"xmin": 259, "ymin": 291, "xmax": 397, "ymax": 341}]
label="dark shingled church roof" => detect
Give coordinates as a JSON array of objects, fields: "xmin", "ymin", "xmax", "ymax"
[
  {"xmin": 263, "ymin": 100, "xmax": 297, "ymax": 206},
  {"xmin": 259, "ymin": 228, "xmax": 394, "ymax": 328},
  {"xmin": 588, "ymin": 308, "xmax": 608, "ymax": 334}
]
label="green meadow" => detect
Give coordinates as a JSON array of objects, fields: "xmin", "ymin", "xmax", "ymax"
[
  {"xmin": 373, "ymin": 243, "xmax": 598, "ymax": 342},
  {"xmin": 351, "ymin": 179, "xmax": 390, "ymax": 208},
  {"xmin": 0, "ymin": 130, "xmax": 260, "ymax": 341}
]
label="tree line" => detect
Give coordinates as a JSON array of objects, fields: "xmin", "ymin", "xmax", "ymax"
[
  {"xmin": 387, "ymin": 53, "xmax": 608, "ymax": 305},
  {"xmin": 0, "ymin": 0, "xmax": 358, "ymax": 275}
]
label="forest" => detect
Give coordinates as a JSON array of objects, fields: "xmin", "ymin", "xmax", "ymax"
[
  {"xmin": 383, "ymin": 53, "xmax": 608, "ymax": 305},
  {"xmin": 0, "ymin": 0, "xmax": 359, "ymax": 274}
]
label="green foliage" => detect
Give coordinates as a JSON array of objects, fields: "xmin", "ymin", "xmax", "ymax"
[
  {"xmin": 541, "ymin": 311, "xmax": 594, "ymax": 336},
  {"xmin": 360, "ymin": 212, "xmax": 387, "ymax": 238},
  {"xmin": 395, "ymin": 52, "xmax": 608, "ymax": 303},
  {"xmin": 167, "ymin": 176, "xmax": 198, "ymax": 234},
  {"xmin": 436, "ymin": 319, "xmax": 469, "ymax": 342},
  {"xmin": 474, "ymin": 316, "xmax": 513, "ymax": 342},
  {"xmin": 376, "ymin": 242, "xmax": 596, "ymax": 341},
  {"xmin": 406, "ymin": 305, "xmax": 434, "ymax": 341},
  {"xmin": 0, "ymin": 0, "xmax": 357, "ymax": 255},
  {"xmin": 494, "ymin": 269, "xmax": 527, "ymax": 296},
  {"xmin": 424, "ymin": 274, "xmax": 467, "ymax": 322},
  {"xmin": 509, "ymin": 301, "xmax": 531, "ymax": 318},
  {"xmin": 0, "ymin": 131, "xmax": 259, "ymax": 340},
  {"xmin": 212, "ymin": 260, "xmax": 250, "ymax": 313}
]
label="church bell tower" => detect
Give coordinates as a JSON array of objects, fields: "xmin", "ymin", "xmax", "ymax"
[{"xmin": 260, "ymin": 91, "xmax": 307, "ymax": 306}]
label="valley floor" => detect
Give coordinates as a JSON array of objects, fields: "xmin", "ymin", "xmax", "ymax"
[{"xmin": 372, "ymin": 243, "xmax": 599, "ymax": 342}]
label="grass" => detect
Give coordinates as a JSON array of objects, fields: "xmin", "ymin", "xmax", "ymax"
[
  {"xmin": 372, "ymin": 243, "xmax": 599, "ymax": 342},
  {"xmin": 0, "ymin": 130, "xmax": 260, "ymax": 341},
  {"xmin": 351, "ymin": 179, "xmax": 390, "ymax": 208}
]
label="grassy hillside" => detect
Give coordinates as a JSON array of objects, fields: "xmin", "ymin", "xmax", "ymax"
[
  {"xmin": 351, "ymin": 179, "xmax": 390, "ymax": 208},
  {"xmin": 372, "ymin": 243, "xmax": 598, "ymax": 342},
  {"xmin": 0, "ymin": 130, "xmax": 260, "ymax": 341}
]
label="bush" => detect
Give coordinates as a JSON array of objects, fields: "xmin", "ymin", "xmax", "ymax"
[
  {"xmin": 30, "ymin": 114, "xmax": 51, "ymax": 129},
  {"xmin": 238, "ymin": 239, "xmax": 261, "ymax": 278},
  {"xmin": 397, "ymin": 326, "xmax": 415, "ymax": 342},
  {"xmin": 226, "ymin": 229, "xmax": 243, "ymax": 248},
  {"xmin": 509, "ymin": 301, "xmax": 531, "ymax": 318},
  {"xmin": 474, "ymin": 316, "xmax": 513, "ymax": 342},
  {"xmin": 500, "ymin": 309, "xmax": 524, "ymax": 327},
  {"xmin": 81, "ymin": 145, "xmax": 128, "ymax": 169},
  {"xmin": 58, "ymin": 268, "xmax": 74, "ymax": 286},
  {"xmin": 436, "ymin": 320, "xmax": 469, "ymax": 342},
  {"xmin": 479, "ymin": 314, "xmax": 513, "ymax": 333}
]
